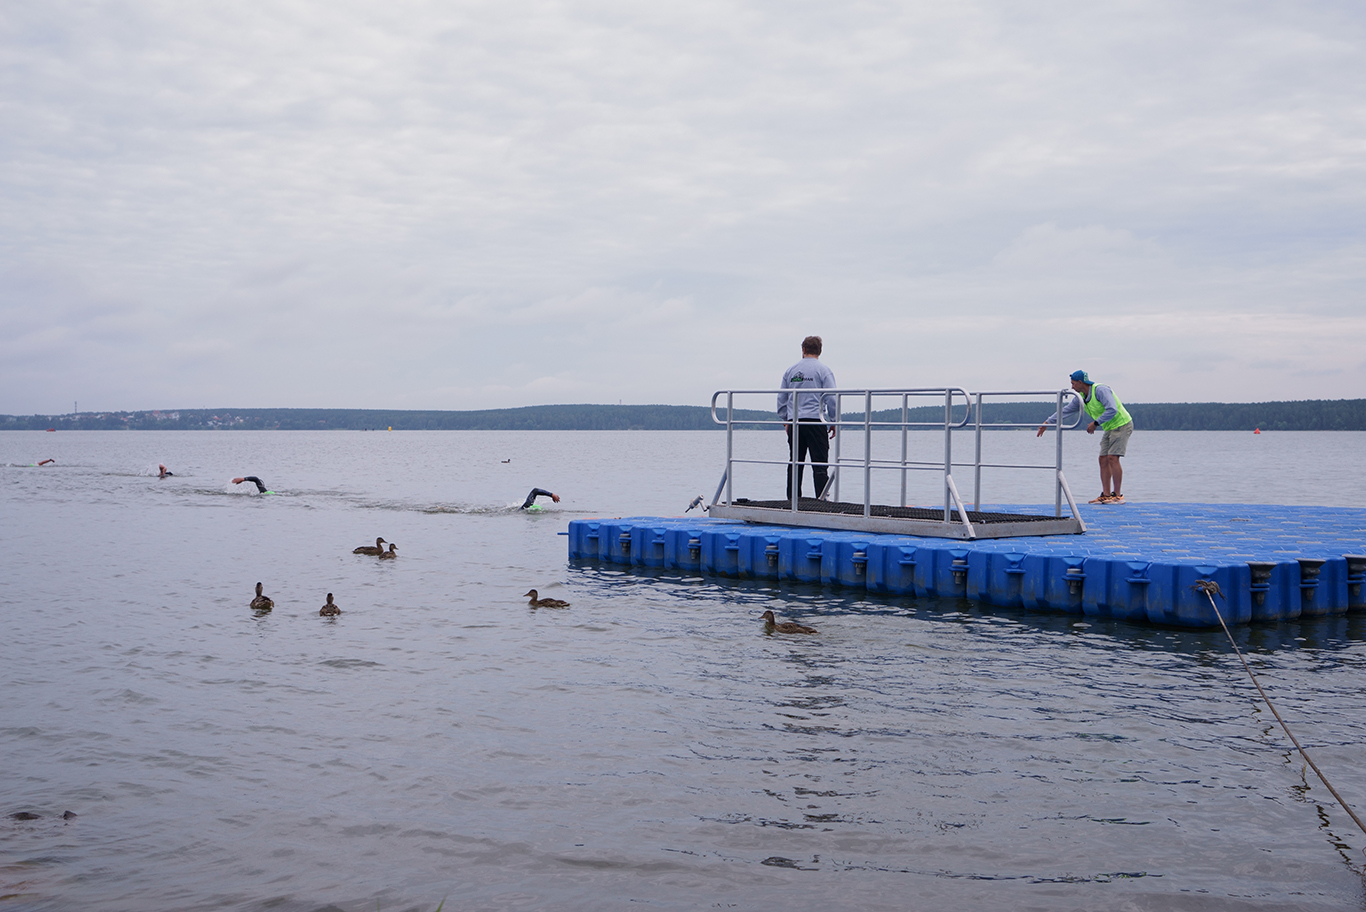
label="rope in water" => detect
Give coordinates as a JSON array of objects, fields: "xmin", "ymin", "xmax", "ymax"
[{"xmin": 1194, "ymin": 580, "xmax": 1366, "ymax": 845}]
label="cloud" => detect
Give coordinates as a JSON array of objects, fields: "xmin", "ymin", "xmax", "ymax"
[{"xmin": 1, "ymin": 1, "xmax": 1364, "ymax": 412}]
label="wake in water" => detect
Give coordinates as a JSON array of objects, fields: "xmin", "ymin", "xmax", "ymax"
[
  {"xmin": 211, "ymin": 483, "xmax": 290, "ymax": 497},
  {"xmin": 158, "ymin": 481, "xmax": 566, "ymax": 514},
  {"xmin": 421, "ymin": 501, "xmax": 558, "ymax": 515},
  {"xmin": 361, "ymin": 496, "xmax": 595, "ymax": 515},
  {"xmin": 390, "ymin": 487, "xmax": 566, "ymax": 515}
]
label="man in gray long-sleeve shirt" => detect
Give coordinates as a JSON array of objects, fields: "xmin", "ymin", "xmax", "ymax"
[{"xmin": 777, "ymin": 335, "xmax": 839, "ymax": 500}]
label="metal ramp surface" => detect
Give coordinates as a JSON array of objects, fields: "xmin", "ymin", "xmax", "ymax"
[{"xmin": 708, "ymin": 498, "xmax": 1084, "ymax": 540}]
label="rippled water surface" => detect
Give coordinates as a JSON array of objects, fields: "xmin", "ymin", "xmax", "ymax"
[{"xmin": 3, "ymin": 430, "xmax": 1365, "ymax": 911}]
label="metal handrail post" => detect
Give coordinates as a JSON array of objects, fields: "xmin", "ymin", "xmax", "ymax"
[
  {"xmin": 1054, "ymin": 389, "xmax": 1064, "ymax": 517},
  {"xmin": 1057, "ymin": 470, "xmax": 1086, "ymax": 531},
  {"xmin": 725, "ymin": 392, "xmax": 734, "ymax": 505},
  {"xmin": 825, "ymin": 393, "xmax": 835, "ymax": 502},
  {"xmin": 945, "ymin": 474, "xmax": 975, "ymax": 539},
  {"xmin": 943, "ymin": 388, "xmax": 953, "ymax": 521},
  {"xmin": 900, "ymin": 393, "xmax": 908, "ymax": 507},
  {"xmin": 863, "ymin": 390, "xmax": 872, "ymax": 517},
  {"xmin": 710, "ymin": 468, "xmax": 728, "ymax": 507},
  {"xmin": 973, "ymin": 391, "xmax": 983, "ymax": 511},
  {"xmin": 790, "ymin": 387, "xmax": 800, "ymax": 512}
]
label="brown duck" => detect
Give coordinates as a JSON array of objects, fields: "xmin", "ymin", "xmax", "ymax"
[
  {"xmin": 249, "ymin": 582, "xmax": 274, "ymax": 611},
  {"xmin": 760, "ymin": 610, "xmax": 816, "ymax": 634},
  {"xmin": 378, "ymin": 543, "xmax": 398, "ymax": 560},
  {"xmin": 524, "ymin": 589, "xmax": 569, "ymax": 608},
  {"xmin": 353, "ymin": 537, "xmax": 386, "ymax": 555},
  {"xmin": 320, "ymin": 593, "xmax": 340, "ymax": 616}
]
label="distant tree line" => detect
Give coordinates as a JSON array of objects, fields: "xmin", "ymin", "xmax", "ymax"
[
  {"xmin": 896, "ymin": 399, "xmax": 1366, "ymax": 431},
  {"xmin": 3, "ymin": 399, "xmax": 1364, "ymax": 431},
  {"xmin": 0, "ymin": 404, "xmax": 770, "ymax": 431}
]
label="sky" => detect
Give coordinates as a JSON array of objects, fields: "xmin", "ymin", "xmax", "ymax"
[{"xmin": 3, "ymin": 1, "xmax": 1364, "ymax": 414}]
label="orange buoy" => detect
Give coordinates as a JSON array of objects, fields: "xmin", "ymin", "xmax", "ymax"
[{"xmin": 1254, "ymin": 428, "xmax": 1261, "ymax": 434}]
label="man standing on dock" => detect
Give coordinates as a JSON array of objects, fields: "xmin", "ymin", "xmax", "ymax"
[
  {"xmin": 778, "ymin": 335, "xmax": 839, "ymax": 501},
  {"xmin": 1037, "ymin": 370, "xmax": 1133, "ymax": 504}
]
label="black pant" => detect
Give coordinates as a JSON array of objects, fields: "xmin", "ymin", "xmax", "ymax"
[{"xmin": 786, "ymin": 420, "xmax": 830, "ymax": 500}]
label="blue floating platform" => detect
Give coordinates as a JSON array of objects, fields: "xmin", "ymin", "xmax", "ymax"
[{"xmin": 567, "ymin": 503, "xmax": 1366, "ymax": 628}]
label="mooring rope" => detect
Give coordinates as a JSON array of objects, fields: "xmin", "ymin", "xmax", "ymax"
[{"xmin": 1194, "ymin": 580, "xmax": 1366, "ymax": 846}]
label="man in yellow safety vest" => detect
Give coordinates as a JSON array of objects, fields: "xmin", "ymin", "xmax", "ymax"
[{"xmin": 1036, "ymin": 370, "xmax": 1134, "ymax": 504}]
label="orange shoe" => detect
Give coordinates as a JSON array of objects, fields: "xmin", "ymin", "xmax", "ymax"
[
  {"xmin": 1088, "ymin": 493, "xmax": 1108, "ymax": 504},
  {"xmin": 1106, "ymin": 493, "xmax": 1125, "ymax": 504}
]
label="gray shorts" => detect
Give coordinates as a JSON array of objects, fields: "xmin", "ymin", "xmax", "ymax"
[{"xmin": 1100, "ymin": 421, "xmax": 1133, "ymax": 456}]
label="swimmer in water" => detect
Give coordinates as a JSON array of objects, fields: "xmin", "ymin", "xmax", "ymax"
[
  {"xmin": 521, "ymin": 488, "xmax": 560, "ymax": 510},
  {"xmin": 158, "ymin": 464, "xmax": 174, "ymax": 478},
  {"xmin": 37, "ymin": 458, "xmax": 55, "ymax": 466},
  {"xmin": 232, "ymin": 476, "xmax": 268, "ymax": 494}
]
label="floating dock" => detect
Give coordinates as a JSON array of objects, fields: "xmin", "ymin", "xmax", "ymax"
[{"xmin": 567, "ymin": 503, "xmax": 1366, "ymax": 628}]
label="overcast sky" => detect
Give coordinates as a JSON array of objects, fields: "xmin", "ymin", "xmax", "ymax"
[{"xmin": 3, "ymin": 1, "xmax": 1364, "ymax": 414}]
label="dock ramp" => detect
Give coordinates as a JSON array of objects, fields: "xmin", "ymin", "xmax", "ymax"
[{"xmin": 710, "ymin": 386, "xmax": 1087, "ymax": 540}]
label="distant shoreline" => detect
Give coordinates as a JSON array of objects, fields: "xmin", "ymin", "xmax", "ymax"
[{"xmin": 4, "ymin": 400, "xmax": 1364, "ymax": 432}]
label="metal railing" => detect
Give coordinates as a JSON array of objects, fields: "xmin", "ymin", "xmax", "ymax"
[{"xmin": 709, "ymin": 386, "xmax": 1086, "ymax": 535}]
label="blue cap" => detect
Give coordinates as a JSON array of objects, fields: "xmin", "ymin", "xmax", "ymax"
[{"xmin": 1070, "ymin": 370, "xmax": 1091, "ymax": 383}]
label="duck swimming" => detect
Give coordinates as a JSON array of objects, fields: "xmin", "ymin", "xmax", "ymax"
[
  {"xmin": 760, "ymin": 610, "xmax": 816, "ymax": 634},
  {"xmin": 378, "ymin": 543, "xmax": 398, "ymax": 560},
  {"xmin": 250, "ymin": 582, "xmax": 274, "ymax": 611},
  {"xmin": 320, "ymin": 593, "xmax": 340, "ymax": 616},
  {"xmin": 353, "ymin": 537, "xmax": 386, "ymax": 555},
  {"xmin": 524, "ymin": 589, "xmax": 569, "ymax": 608}
]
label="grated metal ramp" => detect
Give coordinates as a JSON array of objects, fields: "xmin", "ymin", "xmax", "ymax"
[{"xmin": 708, "ymin": 498, "xmax": 1084, "ymax": 539}]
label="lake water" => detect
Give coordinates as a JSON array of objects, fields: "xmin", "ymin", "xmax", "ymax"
[{"xmin": 3, "ymin": 429, "xmax": 1365, "ymax": 911}]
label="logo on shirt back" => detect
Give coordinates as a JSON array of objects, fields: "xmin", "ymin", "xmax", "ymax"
[{"xmin": 788, "ymin": 371, "xmax": 811, "ymax": 384}]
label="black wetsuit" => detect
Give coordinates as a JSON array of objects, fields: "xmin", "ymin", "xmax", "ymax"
[
  {"xmin": 242, "ymin": 476, "xmax": 266, "ymax": 493},
  {"xmin": 521, "ymin": 488, "xmax": 555, "ymax": 509}
]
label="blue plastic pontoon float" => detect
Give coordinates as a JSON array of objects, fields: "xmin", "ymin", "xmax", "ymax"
[{"xmin": 566, "ymin": 503, "xmax": 1366, "ymax": 628}]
